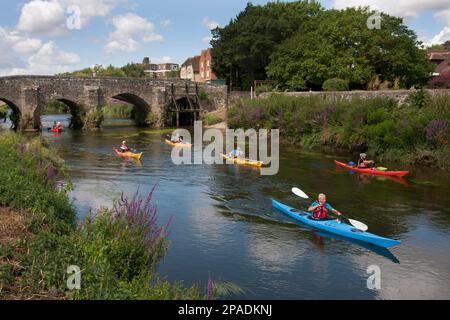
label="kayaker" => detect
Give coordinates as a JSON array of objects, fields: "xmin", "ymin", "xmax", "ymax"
[
  {"xmin": 120, "ymin": 141, "xmax": 131, "ymax": 153},
  {"xmin": 357, "ymin": 153, "xmax": 375, "ymax": 168},
  {"xmin": 171, "ymin": 133, "xmax": 181, "ymax": 143},
  {"xmin": 308, "ymin": 194, "xmax": 343, "ymax": 221},
  {"xmin": 229, "ymin": 147, "xmax": 243, "ymax": 159}
]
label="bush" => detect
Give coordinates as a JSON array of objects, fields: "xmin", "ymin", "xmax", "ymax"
[
  {"xmin": 407, "ymin": 89, "xmax": 431, "ymax": 109},
  {"xmin": 0, "ymin": 104, "xmax": 8, "ymax": 120},
  {"xmin": 256, "ymin": 84, "xmax": 274, "ymax": 95},
  {"xmin": 322, "ymin": 78, "xmax": 349, "ymax": 91},
  {"xmin": 84, "ymin": 110, "xmax": 104, "ymax": 129}
]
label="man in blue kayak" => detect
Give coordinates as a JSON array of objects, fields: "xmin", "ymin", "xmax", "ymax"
[{"xmin": 308, "ymin": 194, "xmax": 343, "ymax": 220}]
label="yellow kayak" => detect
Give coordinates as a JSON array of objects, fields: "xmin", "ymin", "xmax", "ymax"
[
  {"xmin": 114, "ymin": 148, "xmax": 143, "ymax": 160},
  {"xmin": 221, "ymin": 153, "xmax": 263, "ymax": 168},
  {"xmin": 165, "ymin": 139, "xmax": 192, "ymax": 148}
]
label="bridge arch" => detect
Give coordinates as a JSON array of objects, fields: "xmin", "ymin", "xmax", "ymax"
[
  {"xmin": 110, "ymin": 93, "xmax": 151, "ymax": 127},
  {"xmin": 0, "ymin": 98, "xmax": 21, "ymax": 130},
  {"xmin": 34, "ymin": 97, "xmax": 86, "ymax": 130}
]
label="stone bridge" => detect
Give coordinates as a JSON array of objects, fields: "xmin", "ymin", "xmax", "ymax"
[{"xmin": 0, "ymin": 76, "xmax": 228, "ymax": 130}]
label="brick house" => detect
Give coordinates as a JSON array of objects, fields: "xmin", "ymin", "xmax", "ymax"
[
  {"xmin": 180, "ymin": 48, "xmax": 217, "ymax": 83},
  {"xmin": 199, "ymin": 48, "xmax": 217, "ymax": 83},
  {"xmin": 180, "ymin": 56, "xmax": 201, "ymax": 82}
]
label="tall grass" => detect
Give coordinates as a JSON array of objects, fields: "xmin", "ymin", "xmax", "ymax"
[{"xmin": 228, "ymin": 92, "xmax": 450, "ymax": 169}]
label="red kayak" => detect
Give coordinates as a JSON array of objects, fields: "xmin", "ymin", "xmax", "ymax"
[
  {"xmin": 334, "ymin": 160, "xmax": 409, "ymax": 177},
  {"xmin": 51, "ymin": 128, "xmax": 62, "ymax": 133}
]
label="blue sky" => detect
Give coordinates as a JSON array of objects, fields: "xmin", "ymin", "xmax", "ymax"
[{"xmin": 0, "ymin": 0, "xmax": 449, "ymax": 76}]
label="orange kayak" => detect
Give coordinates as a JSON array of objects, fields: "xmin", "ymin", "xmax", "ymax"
[
  {"xmin": 334, "ymin": 160, "xmax": 408, "ymax": 177},
  {"xmin": 114, "ymin": 148, "xmax": 143, "ymax": 160}
]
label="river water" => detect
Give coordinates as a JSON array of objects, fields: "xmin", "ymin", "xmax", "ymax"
[{"xmin": 19, "ymin": 115, "xmax": 450, "ymax": 299}]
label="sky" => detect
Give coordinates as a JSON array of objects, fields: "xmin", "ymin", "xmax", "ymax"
[{"xmin": 0, "ymin": 0, "xmax": 449, "ymax": 76}]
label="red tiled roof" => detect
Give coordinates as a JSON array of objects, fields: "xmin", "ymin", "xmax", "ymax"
[{"xmin": 427, "ymin": 50, "xmax": 450, "ymax": 61}]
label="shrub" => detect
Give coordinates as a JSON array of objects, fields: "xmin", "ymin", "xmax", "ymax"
[
  {"xmin": 256, "ymin": 84, "xmax": 274, "ymax": 95},
  {"xmin": 81, "ymin": 110, "xmax": 104, "ymax": 130},
  {"xmin": 407, "ymin": 88, "xmax": 430, "ymax": 109},
  {"xmin": 322, "ymin": 78, "xmax": 349, "ymax": 91}
]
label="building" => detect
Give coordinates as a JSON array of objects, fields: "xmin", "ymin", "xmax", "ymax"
[
  {"xmin": 142, "ymin": 57, "xmax": 180, "ymax": 79},
  {"xmin": 180, "ymin": 48, "xmax": 217, "ymax": 83},
  {"xmin": 180, "ymin": 56, "xmax": 201, "ymax": 82},
  {"xmin": 199, "ymin": 48, "xmax": 217, "ymax": 83},
  {"xmin": 427, "ymin": 50, "xmax": 450, "ymax": 76}
]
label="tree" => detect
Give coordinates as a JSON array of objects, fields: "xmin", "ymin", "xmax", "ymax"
[
  {"xmin": 211, "ymin": 1, "xmax": 324, "ymax": 90},
  {"xmin": 121, "ymin": 63, "xmax": 145, "ymax": 78},
  {"xmin": 267, "ymin": 7, "xmax": 434, "ymax": 90}
]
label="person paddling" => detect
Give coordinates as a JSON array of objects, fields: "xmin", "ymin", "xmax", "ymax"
[
  {"xmin": 308, "ymin": 194, "xmax": 343, "ymax": 221},
  {"xmin": 120, "ymin": 140, "xmax": 131, "ymax": 153},
  {"xmin": 229, "ymin": 147, "xmax": 243, "ymax": 159},
  {"xmin": 357, "ymin": 153, "xmax": 375, "ymax": 168}
]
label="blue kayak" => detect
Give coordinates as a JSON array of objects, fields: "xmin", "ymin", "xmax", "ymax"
[{"xmin": 272, "ymin": 200, "xmax": 401, "ymax": 248}]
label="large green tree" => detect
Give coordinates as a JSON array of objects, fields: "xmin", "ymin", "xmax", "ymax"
[
  {"xmin": 211, "ymin": 1, "xmax": 323, "ymax": 90},
  {"xmin": 267, "ymin": 7, "xmax": 434, "ymax": 90}
]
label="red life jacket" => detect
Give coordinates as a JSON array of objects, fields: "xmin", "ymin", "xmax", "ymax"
[{"xmin": 313, "ymin": 205, "xmax": 328, "ymax": 220}]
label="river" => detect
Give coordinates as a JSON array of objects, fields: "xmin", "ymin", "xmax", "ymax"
[{"xmin": 20, "ymin": 115, "xmax": 450, "ymax": 299}]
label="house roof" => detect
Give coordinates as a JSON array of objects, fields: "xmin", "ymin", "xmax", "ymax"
[
  {"xmin": 181, "ymin": 56, "xmax": 201, "ymax": 72},
  {"xmin": 435, "ymin": 56, "xmax": 450, "ymax": 74},
  {"xmin": 427, "ymin": 50, "xmax": 450, "ymax": 61}
]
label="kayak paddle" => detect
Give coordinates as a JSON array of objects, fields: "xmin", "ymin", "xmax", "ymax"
[{"xmin": 291, "ymin": 187, "xmax": 369, "ymax": 232}]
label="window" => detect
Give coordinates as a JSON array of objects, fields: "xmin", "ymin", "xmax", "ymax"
[{"xmin": 207, "ymin": 60, "xmax": 210, "ymax": 67}]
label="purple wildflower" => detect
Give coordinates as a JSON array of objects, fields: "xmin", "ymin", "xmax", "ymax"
[
  {"xmin": 47, "ymin": 163, "xmax": 57, "ymax": 180},
  {"xmin": 425, "ymin": 119, "xmax": 448, "ymax": 144},
  {"xmin": 207, "ymin": 276, "xmax": 214, "ymax": 300}
]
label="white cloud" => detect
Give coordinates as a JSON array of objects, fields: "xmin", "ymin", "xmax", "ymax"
[
  {"xmin": 17, "ymin": 0, "xmax": 67, "ymax": 36},
  {"xmin": 105, "ymin": 13, "xmax": 163, "ymax": 53},
  {"xmin": 0, "ymin": 32, "xmax": 80, "ymax": 76},
  {"xmin": 29, "ymin": 41, "xmax": 80, "ymax": 67},
  {"xmin": 333, "ymin": 0, "xmax": 450, "ymax": 19},
  {"xmin": 16, "ymin": 0, "xmax": 120, "ymax": 36},
  {"xmin": 333, "ymin": 1, "xmax": 450, "ymax": 46},
  {"xmin": 203, "ymin": 17, "xmax": 219, "ymax": 30},
  {"xmin": 13, "ymin": 38, "xmax": 43, "ymax": 53}
]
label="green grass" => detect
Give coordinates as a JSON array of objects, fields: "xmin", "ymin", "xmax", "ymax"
[{"xmin": 203, "ymin": 113, "xmax": 223, "ymax": 126}]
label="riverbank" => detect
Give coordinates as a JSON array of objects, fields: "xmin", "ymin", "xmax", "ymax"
[
  {"xmin": 227, "ymin": 90, "xmax": 450, "ymax": 170},
  {"xmin": 0, "ymin": 133, "xmax": 213, "ymax": 300}
]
